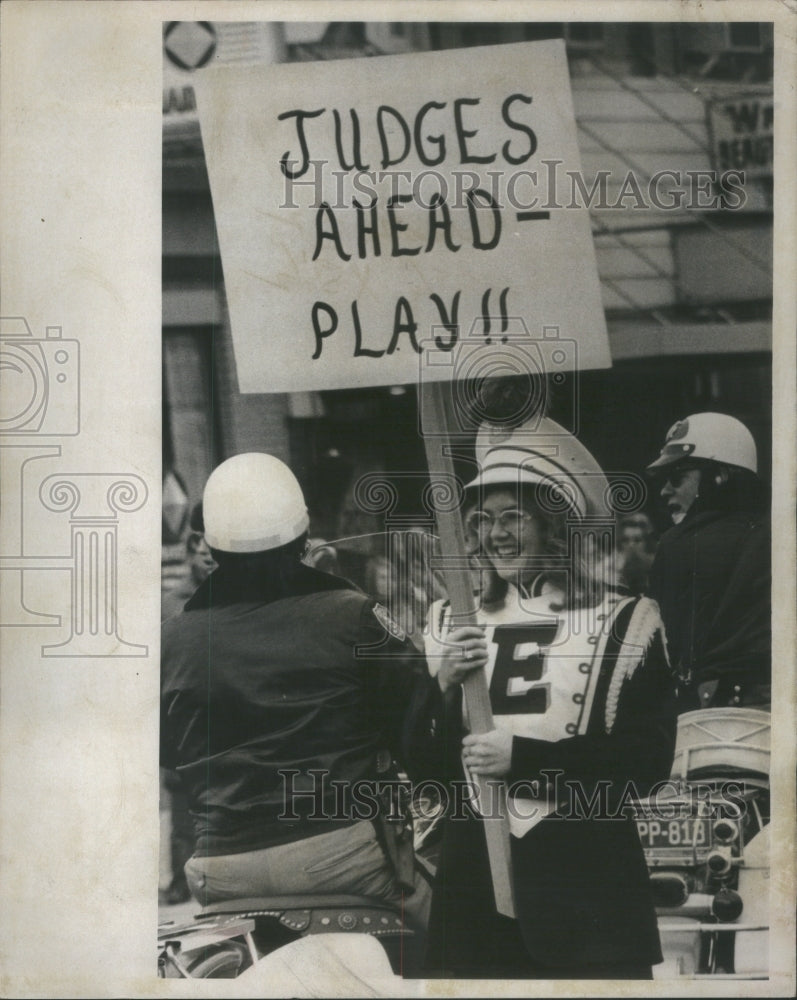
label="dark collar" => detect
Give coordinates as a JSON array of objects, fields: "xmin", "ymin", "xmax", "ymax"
[{"xmin": 185, "ymin": 561, "xmax": 358, "ymax": 611}]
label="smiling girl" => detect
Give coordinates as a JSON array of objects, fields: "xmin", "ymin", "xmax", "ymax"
[{"xmin": 422, "ymin": 415, "xmax": 678, "ymax": 980}]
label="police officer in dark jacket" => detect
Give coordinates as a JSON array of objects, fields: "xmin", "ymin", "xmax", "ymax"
[
  {"xmin": 646, "ymin": 412, "xmax": 771, "ymax": 711},
  {"xmin": 161, "ymin": 453, "xmax": 432, "ymax": 927}
]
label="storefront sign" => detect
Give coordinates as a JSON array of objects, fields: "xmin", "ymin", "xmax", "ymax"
[
  {"xmin": 195, "ymin": 40, "xmax": 609, "ymax": 393},
  {"xmin": 709, "ymin": 94, "xmax": 773, "ymax": 180}
]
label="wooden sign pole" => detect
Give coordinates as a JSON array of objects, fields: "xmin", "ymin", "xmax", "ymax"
[{"xmin": 420, "ymin": 380, "xmax": 515, "ymax": 918}]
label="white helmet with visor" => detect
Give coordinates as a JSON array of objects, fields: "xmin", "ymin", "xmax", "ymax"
[{"xmin": 646, "ymin": 412, "xmax": 757, "ymax": 475}]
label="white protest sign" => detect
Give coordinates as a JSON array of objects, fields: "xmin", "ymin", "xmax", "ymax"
[{"xmin": 195, "ymin": 40, "xmax": 609, "ymax": 393}]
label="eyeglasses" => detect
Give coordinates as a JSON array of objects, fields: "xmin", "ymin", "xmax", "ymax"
[
  {"xmin": 661, "ymin": 466, "xmax": 700, "ymax": 488},
  {"xmin": 464, "ymin": 509, "xmax": 534, "ymax": 536}
]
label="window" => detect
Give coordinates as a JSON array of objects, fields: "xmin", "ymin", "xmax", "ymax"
[
  {"xmin": 162, "ymin": 326, "xmax": 219, "ymax": 508},
  {"xmin": 564, "ymin": 23, "xmax": 605, "ymax": 51}
]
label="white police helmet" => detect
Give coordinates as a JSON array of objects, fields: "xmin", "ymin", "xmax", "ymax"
[
  {"xmin": 203, "ymin": 453, "xmax": 310, "ymax": 553},
  {"xmin": 647, "ymin": 412, "xmax": 757, "ymax": 474},
  {"xmin": 465, "ymin": 415, "xmax": 611, "ymax": 520}
]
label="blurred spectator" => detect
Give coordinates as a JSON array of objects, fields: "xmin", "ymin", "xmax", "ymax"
[
  {"xmin": 303, "ymin": 537, "xmax": 340, "ymax": 576},
  {"xmin": 161, "ymin": 503, "xmax": 216, "ymax": 622},
  {"xmin": 615, "ymin": 512, "xmax": 658, "ymax": 595}
]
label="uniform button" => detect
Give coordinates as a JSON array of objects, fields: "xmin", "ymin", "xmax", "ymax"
[
  {"xmin": 321, "ymin": 917, "xmax": 331, "ymax": 925},
  {"xmin": 703, "ymin": 692, "xmax": 711, "ymax": 700},
  {"xmin": 572, "ymin": 693, "xmax": 584, "ymax": 704},
  {"xmin": 566, "ymin": 723, "xmax": 578, "ymax": 734},
  {"xmin": 732, "ymin": 696, "xmax": 740, "ymax": 705},
  {"xmin": 733, "ymin": 685, "xmax": 741, "ymax": 693},
  {"xmin": 578, "ymin": 663, "xmax": 591, "ymax": 674}
]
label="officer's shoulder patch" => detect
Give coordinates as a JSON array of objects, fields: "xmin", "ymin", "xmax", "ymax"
[{"xmin": 371, "ymin": 602, "xmax": 406, "ymax": 642}]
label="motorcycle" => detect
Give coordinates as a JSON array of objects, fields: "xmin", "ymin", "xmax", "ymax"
[
  {"xmin": 157, "ymin": 893, "xmax": 417, "ymax": 982},
  {"xmin": 637, "ymin": 706, "xmax": 770, "ymax": 979}
]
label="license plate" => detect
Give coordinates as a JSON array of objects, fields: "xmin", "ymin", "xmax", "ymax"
[{"xmin": 636, "ymin": 817, "xmax": 710, "ymax": 849}]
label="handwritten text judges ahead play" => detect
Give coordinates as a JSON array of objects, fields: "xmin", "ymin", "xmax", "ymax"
[{"xmin": 195, "ymin": 41, "xmax": 609, "ymax": 393}]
